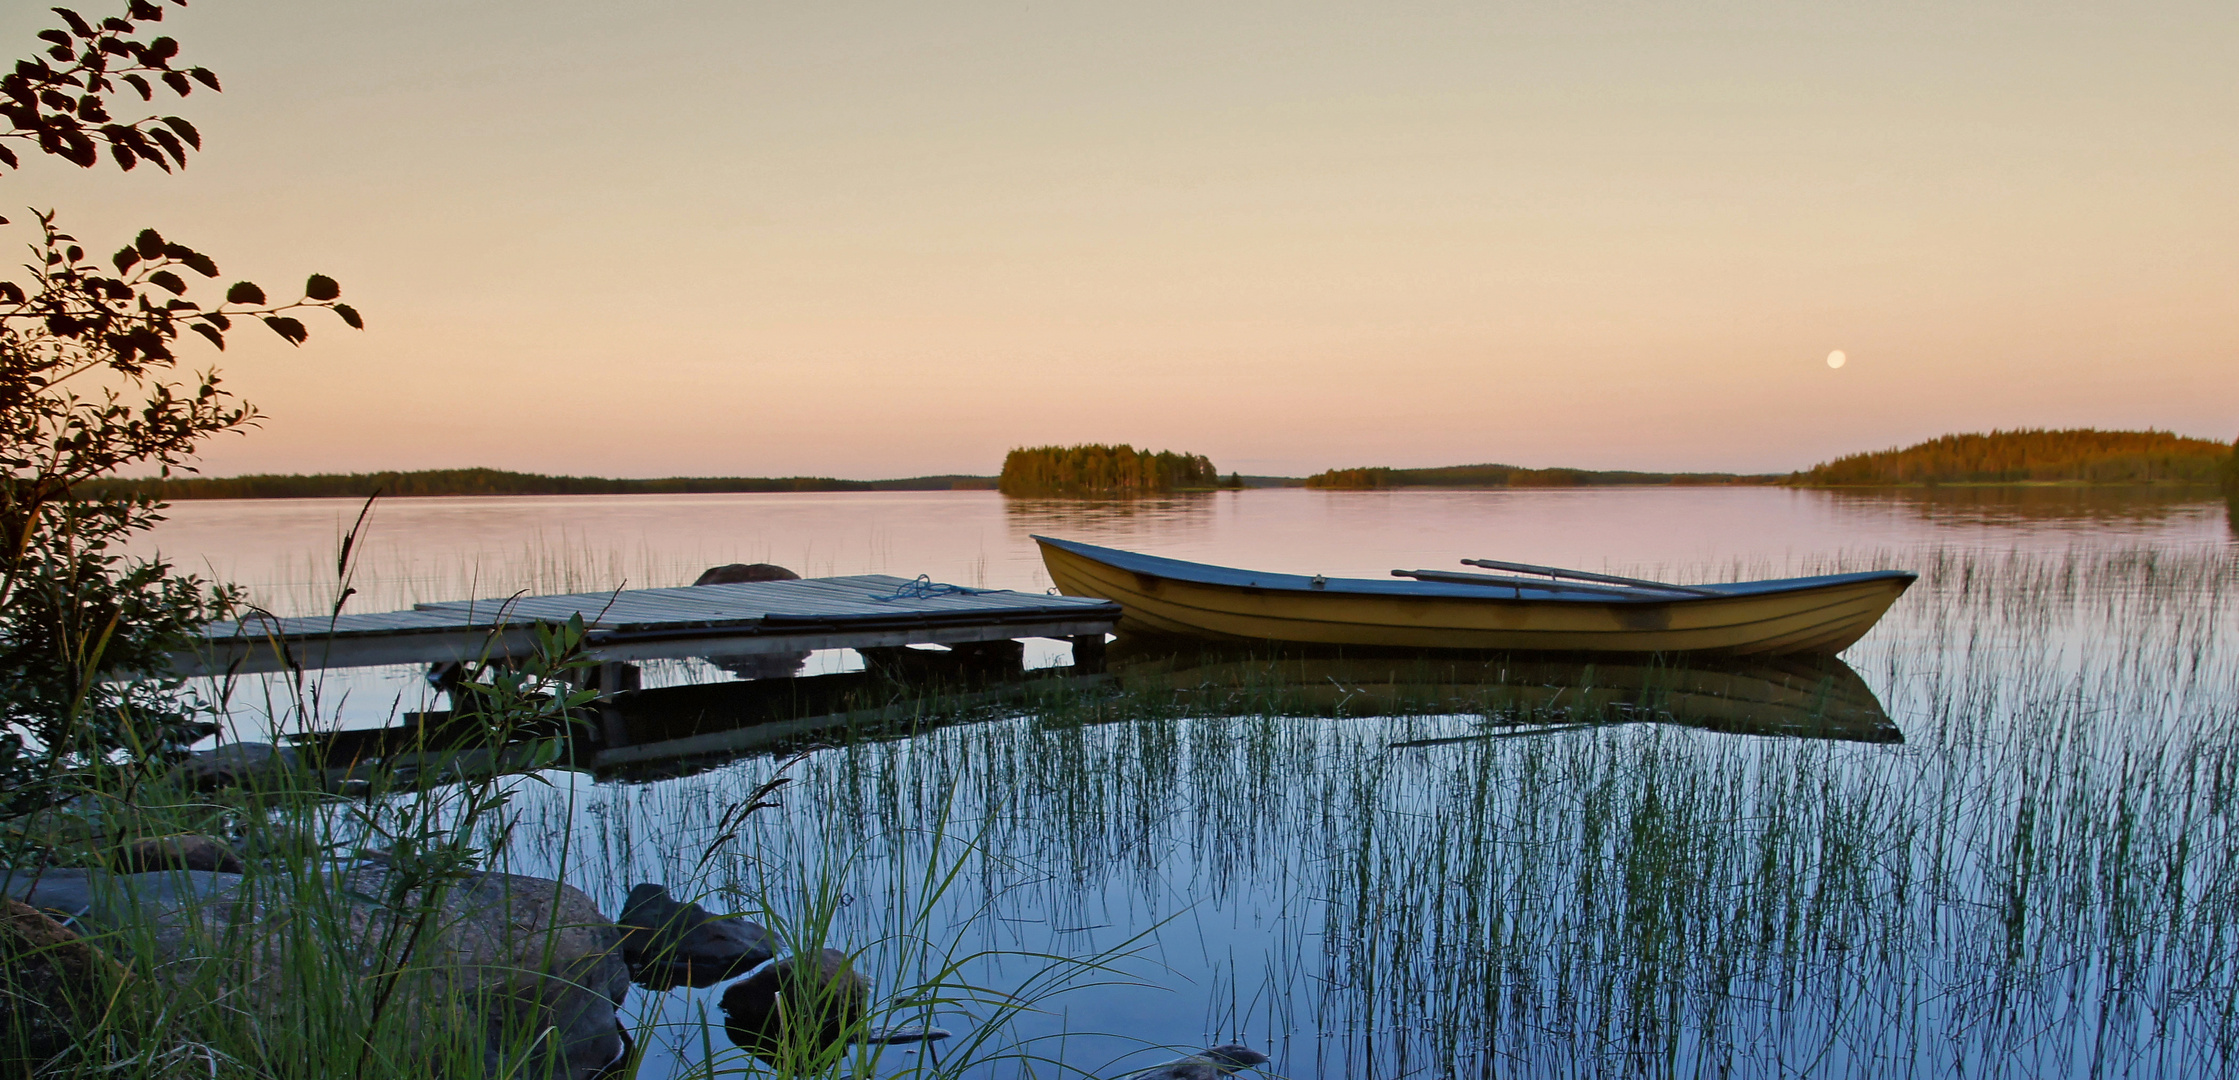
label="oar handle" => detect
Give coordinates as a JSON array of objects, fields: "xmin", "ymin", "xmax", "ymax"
[
  {"xmin": 1394, "ymin": 568, "xmax": 1707, "ymax": 599},
  {"xmin": 1459, "ymin": 558, "xmax": 1720, "ymax": 596}
]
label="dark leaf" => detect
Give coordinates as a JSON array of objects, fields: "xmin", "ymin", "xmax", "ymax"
[
  {"xmin": 0, "ymin": 145, "xmax": 16, "ymax": 168},
  {"xmin": 262, "ymin": 315, "xmax": 307, "ymax": 344},
  {"xmin": 101, "ymin": 17, "xmax": 131, "ymax": 33},
  {"xmin": 148, "ymin": 126, "xmax": 184, "ymax": 164},
  {"xmin": 178, "ymin": 251, "xmax": 216, "ymax": 277},
  {"xmin": 62, "ymin": 130, "xmax": 97, "ymax": 166},
  {"xmin": 148, "ymin": 270, "xmax": 185, "ymax": 294},
  {"xmin": 64, "ymin": 244, "xmax": 81, "ymax": 262},
  {"xmin": 47, "ymin": 45, "xmax": 74, "ymax": 63},
  {"xmin": 188, "ymin": 322, "xmax": 223, "ymax": 349},
  {"xmin": 113, "ymin": 246, "xmax": 139, "ymax": 272},
  {"xmin": 188, "ymin": 67, "xmax": 218, "ymax": 91},
  {"xmin": 225, "ymin": 281, "xmax": 264, "ymax": 305},
  {"xmin": 304, "ymin": 273, "xmax": 339, "ymax": 301},
  {"xmin": 160, "ymin": 70, "xmax": 189, "ymax": 96},
  {"xmin": 76, "ymin": 94, "xmax": 109, "ymax": 122},
  {"xmin": 0, "ymin": 282, "xmax": 24, "ymax": 303},
  {"xmin": 122, "ymin": 73, "xmax": 150, "ymax": 100},
  {"xmin": 128, "ymin": 0, "xmax": 163, "ymax": 19},
  {"xmin": 52, "ymin": 9, "xmax": 94, "ymax": 39},
  {"xmin": 37, "ymin": 30, "xmax": 71, "ymax": 46},
  {"xmin": 332, "ymin": 302, "xmax": 362, "ymax": 329},
  {"xmin": 160, "ymin": 114, "xmax": 197, "ymax": 148},
  {"xmin": 144, "ymin": 37, "xmax": 178, "ymax": 63},
  {"xmin": 200, "ymin": 310, "xmax": 228, "ymax": 330},
  {"xmin": 135, "ymin": 228, "xmax": 164, "ymax": 258}
]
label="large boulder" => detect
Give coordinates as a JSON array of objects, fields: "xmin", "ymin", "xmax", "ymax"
[
  {"xmin": 617, "ymin": 883, "xmax": 773, "ymax": 990},
  {"xmin": 6, "ymin": 864, "xmax": 627, "ymax": 1080},
  {"xmin": 692, "ymin": 563, "xmax": 801, "ymax": 586}
]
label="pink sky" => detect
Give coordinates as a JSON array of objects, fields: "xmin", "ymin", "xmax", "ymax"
[{"xmin": 6, "ymin": 1, "xmax": 2234, "ymax": 478}]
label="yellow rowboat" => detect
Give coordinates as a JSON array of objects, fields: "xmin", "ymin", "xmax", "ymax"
[{"xmin": 1034, "ymin": 536, "xmax": 1914, "ymax": 657}]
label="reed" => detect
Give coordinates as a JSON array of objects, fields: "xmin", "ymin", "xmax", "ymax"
[{"xmin": 491, "ymin": 540, "xmax": 2239, "ymax": 1078}]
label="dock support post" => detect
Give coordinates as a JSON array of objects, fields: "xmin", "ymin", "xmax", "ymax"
[
  {"xmin": 589, "ymin": 661, "xmax": 640, "ymax": 748},
  {"xmin": 1068, "ymin": 634, "xmax": 1108, "ymax": 674}
]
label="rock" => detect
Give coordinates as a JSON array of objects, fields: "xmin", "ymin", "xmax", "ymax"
[
  {"xmin": 692, "ymin": 563, "xmax": 801, "ymax": 586},
  {"xmin": 114, "ymin": 834, "xmax": 246, "ymax": 875},
  {"xmin": 721, "ymin": 948, "xmax": 868, "ymax": 1070},
  {"xmin": 709, "ymin": 650, "xmax": 809, "ymax": 681},
  {"xmin": 1130, "ymin": 1044, "xmax": 1272, "ymax": 1080},
  {"xmin": 4, "ymin": 864, "xmax": 628, "ymax": 1080},
  {"xmin": 0, "ymin": 898, "xmax": 121, "ymax": 1068},
  {"xmin": 617, "ymin": 883, "xmax": 774, "ymax": 990},
  {"xmin": 172, "ymin": 742, "xmax": 304, "ymax": 791}
]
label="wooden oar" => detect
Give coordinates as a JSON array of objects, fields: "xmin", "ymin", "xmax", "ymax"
[
  {"xmin": 1392, "ymin": 568, "xmax": 1705, "ymax": 599},
  {"xmin": 1460, "ymin": 558, "xmax": 1722, "ymax": 596}
]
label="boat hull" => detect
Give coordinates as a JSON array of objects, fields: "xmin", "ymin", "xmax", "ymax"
[{"xmin": 1036, "ymin": 537, "xmax": 1913, "ymax": 657}]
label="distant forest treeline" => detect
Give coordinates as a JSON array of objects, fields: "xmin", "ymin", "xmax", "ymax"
[
  {"xmin": 1304, "ymin": 464, "xmax": 1775, "ymax": 489},
  {"xmin": 1794, "ymin": 429, "xmax": 2231, "ymax": 487},
  {"xmin": 71, "ymin": 467, "xmax": 998, "ymax": 500},
  {"xmin": 998, "ymin": 444, "xmax": 1229, "ymax": 496}
]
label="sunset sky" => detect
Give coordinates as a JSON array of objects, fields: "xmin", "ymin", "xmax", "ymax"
[{"xmin": 5, "ymin": 1, "xmax": 2234, "ymax": 479}]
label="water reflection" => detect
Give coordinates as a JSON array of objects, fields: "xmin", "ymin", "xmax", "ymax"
[
  {"xmin": 554, "ymin": 643, "xmax": 1901, "ymax": 785},
  {"xmin": 1819, "ymin": 484, "xmax": 2224, "ymax": 530},
  {"xmin": 1000, "ymin": 493, "xmax": 1222, "ymax": 538},
  {"xmin": 1104, "ymin": 644, "xmax": 1901, "ymax": 744}
]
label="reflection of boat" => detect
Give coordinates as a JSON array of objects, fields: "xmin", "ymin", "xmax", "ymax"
[
  {"xmin": 1035, "ymin": 536, "xmax": 1913, "ymax": 656},
  {"xmin": 1105, "ymin": 645, "xmax": 1901, "ymax": 744}
]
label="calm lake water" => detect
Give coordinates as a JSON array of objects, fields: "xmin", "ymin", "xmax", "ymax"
[{"xmin": 142, "ymin": 487, "xmax": 2239, "ymax": 1079}]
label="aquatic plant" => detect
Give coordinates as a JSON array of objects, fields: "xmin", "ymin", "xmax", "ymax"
[{"xmin": 497, "ymin": 541, "xmax": 2239, "ymax": 1078}]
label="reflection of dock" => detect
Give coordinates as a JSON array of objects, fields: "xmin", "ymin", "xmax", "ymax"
[{"xmin": 178, "ymin": 575, "xmax": 1121, "ymax": 675}]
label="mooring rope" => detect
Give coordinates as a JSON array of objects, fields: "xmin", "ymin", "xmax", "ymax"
[{"xmin": 867, "ymin": 574, "xmax": 986, "ymax": 602}]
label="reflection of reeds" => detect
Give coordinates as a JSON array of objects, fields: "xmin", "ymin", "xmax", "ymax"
[{"xmin": 494, "ymin": 543, "xmax": 2239, "ymax": 1077}]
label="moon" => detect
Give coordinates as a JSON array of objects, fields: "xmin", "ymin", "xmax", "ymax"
[{"xmin": 1826, "ymin": 350, "xmax": 1847, "ymax": 369}]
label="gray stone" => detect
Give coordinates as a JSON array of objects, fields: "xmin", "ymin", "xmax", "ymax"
[
  {"xmin": 3, "ymin": 864, "xmax": 627, "ymax": 1080},
  {"xmin": 691, "ymin": 563, "xmax": 801, "ymax": 586},
  {"xmin": 1130, "ymin": 1044, "xmax": 1272, "ymax": 1079},
  {"xmin": 172, "ymin": 742, "xmax": 304, "ymax": 791},
  {"xmin": 617, "ymin": 883, "xmax": 773, "ymax": 990},
  {"xmin": 115, "ymin": 834, "xmax": 247, "ymax": 875},
  {"xmin": 721, "ymin": 948, "xmax": 867, "ymax": 1069}
]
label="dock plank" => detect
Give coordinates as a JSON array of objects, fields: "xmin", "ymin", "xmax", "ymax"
[{"xmin": 176, "ymin": 574, "xmax": 1118, "ymax": 676}]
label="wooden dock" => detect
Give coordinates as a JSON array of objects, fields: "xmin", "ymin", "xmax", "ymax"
[{"xmin": 179, "ymin": 574, "xmax": 1122, "ymax": 676}]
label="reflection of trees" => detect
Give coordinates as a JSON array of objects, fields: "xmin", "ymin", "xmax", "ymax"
[
  {"xmin": 1820, "ymin": 485, "xmax": 2221, "ymax": 528},
  {"xmin": 1000, "ymin": 493, "xmax": 1221, "ymax": 544}
]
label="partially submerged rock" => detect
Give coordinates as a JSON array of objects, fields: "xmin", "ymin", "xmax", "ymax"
[
  {"xmin": 718, "ymin": 948, "xmax": 949, "ymax": 1071},
  {"xmin": 1130, "ymin": 1044, "xmax": 1272, "ymax": 1080},
  {"xmin": 172, "ymin": 742, "xmax": 304, "ymax": 791},
  {"xmin": 114, "ymin": 834, "xmax": 246, "ymax": 876},
  {"xmin": 721, "ymin": 948, "xmax": 867, "ymax": 1068},
  {"xmin": 617, "ymin": 883, "xmax": 773, "ymax": 990},
  {"xmin": 692, "ymin": 563, "xmax": 801, "ymax": 586}
]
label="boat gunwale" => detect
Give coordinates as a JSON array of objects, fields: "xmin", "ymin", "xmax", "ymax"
[{"xmin": 1030, "ymin": 535, "xmax": 1917, "ymax": 606}]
